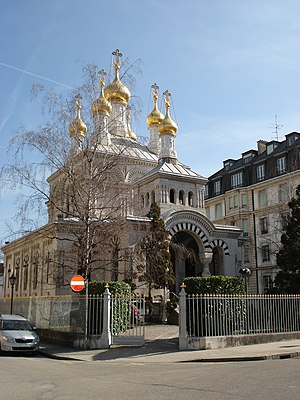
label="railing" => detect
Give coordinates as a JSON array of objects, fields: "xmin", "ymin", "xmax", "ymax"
[{"xmin": 179, "ymin": 291, "xmax": 300, "ymax": 339}]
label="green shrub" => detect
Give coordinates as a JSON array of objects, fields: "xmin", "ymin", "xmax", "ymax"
[
  {"xmin": 183, "ymin": 276, "xmax": 245, "ymax": 295},
  {"xmin": 86, "ymin": 280, "xmax": 131, "ymax": 296}
]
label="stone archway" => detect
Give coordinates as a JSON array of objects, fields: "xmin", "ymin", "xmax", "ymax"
[
  {"xmin": 210, "ymin": 246, "xmax": 224, "ymax": 276},
  {"xmin": 170, "ymin": 230, "xmax": 204, "ymax": 293}
]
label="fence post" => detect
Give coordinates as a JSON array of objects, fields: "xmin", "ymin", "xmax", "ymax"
[
  {"xmin": 179, "ymin": 284, "xmax": 188, "ymax": 350},
  {"xmin": 100, "ymin": 286, "xmax": 112, "ymax": 348}
]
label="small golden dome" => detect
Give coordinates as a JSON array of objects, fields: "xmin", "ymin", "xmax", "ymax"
[
  {"xmin": 69, "ymin": 96, "xmax": 87, "ymax": 136},
  {"xmin": 146, "ymin": 83, "xmax": 164, "ymax": 127},
  {"xmin": 126, "ymin": 109, "xmax": 137, "ymax": 141},
  {"xmin": 92, "ymin": 69, "xmax": 112, "ymax": 116},
  {"xmin": 104, "ymin": 49, "xmax": 131, "ymax": 104},
  {"xmin": 158, "ymin": 90, "xmax": 178, "ymax": 137}
]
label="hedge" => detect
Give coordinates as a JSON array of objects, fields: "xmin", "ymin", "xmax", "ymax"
[{"xmin": 183, "ymin": 276, "xmax": 245, "ymax": 295}]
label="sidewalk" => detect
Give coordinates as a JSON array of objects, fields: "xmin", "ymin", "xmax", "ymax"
[{"xmin": 38, "ymin": 325, "xmax": 300, "ymax": 363}]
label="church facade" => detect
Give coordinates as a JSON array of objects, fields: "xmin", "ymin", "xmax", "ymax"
[{"xmin": 2, "ymin": 50, "xmax": 242, "ymax": 299}]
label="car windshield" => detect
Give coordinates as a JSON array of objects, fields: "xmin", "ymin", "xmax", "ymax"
[{"xmin": 2, "ymin": 320, "xmax": 33, "ymax": 331}]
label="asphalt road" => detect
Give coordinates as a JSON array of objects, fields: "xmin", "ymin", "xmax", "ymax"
[{"xmin": 1, "ymin": 355, "xmax": 300, "ymax": 400}]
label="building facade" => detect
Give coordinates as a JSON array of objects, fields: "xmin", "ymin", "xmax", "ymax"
[
  {"xmin": 205, "ymin": 132, "xmax": 300, "ymax": 293},
  {"xmin": 2, "ymin": 50, "xmax": 241, "ymax": 299}
]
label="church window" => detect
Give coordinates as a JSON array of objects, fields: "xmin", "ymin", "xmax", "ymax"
[
  {"xmin": 170, "ymin": 189, "xmax": 175, "ymax": 204},
  {"xmin": 179, "ymin": 190, "xmax": 185, "ymax": 205},
  {"xmin": 151, "ymin": 190, "xmax": 155, "ymax": 204},
  {"xmin": 146, "ymin": 192, "xmax": 150, "ymax": 207},
  {"xmin": 141, "ymin": 195, "xmax": 145, "ymax": 208},
  {"xmin": 188, "ymin": 191, "xmax": 194, "ymax": 206}
]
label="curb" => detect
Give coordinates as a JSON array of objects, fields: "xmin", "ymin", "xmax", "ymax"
[
  {"xmin": 179, "ymin": 351, "xmax": 300, "ymax": 363},
  {"xmin": 38, "ymin": 349, "xmax": 84, "ymax": 361}
]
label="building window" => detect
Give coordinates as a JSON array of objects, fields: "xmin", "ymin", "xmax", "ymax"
[
  {"xmin": 151, "ymin": 190, "xmax": 155, "ymax": 204},
  {"xmin": 256, "ymin": 164, "xmax": 265, "ymax": 181},
  {"xmin": 141, "ymin": 195, "xmax": 144, "ymax": 208},
  {"xmin": 215, "ymin": 203, "xmax": 222, "ymax": 219},
  {"xmin": 229, "ymin": 196, "xmax": 233, "ymax": 209},
  {"xmin": 241, "ymin": 193, "xmax": 247, "ymax": 208},
  {"xmin": 262, "ymin": 244, "xmax": 270, "ymax": 262},
  {"xmin": 260, "ymin": 216, "xmax": 268, "ymax": 234},
  {"xmin": 278, "ymin": 183, "xmax": 288, "ymax": 203},
  {"xmin": 234, "ymin": 195, "xmax": 239, "ymax": 208},
  {"xmin": 205, "ymin": 207, "xmax": 210, "ymax": 219},
  {"xmin": 188, "ymin": 191, "xmax": 194, "ymax": 206},
  {"xmin": 244, "ymin": 246, "xmax": 250, "ymax": 263},
  {"xmin": 258, "ymin": 190, "xmax": 267, "ymax": 208},
  {"xmin": 204, "ymin": 185, "xmax": 209, "ymax": 198},
  {"xmin": 146, "ymin": 192, "xmax": 150, "ymax": 207},
  {"xmin": 263, "ymin": 275, "xmax": 273, "ymax": 291},
  {"xmin": 242, "ymin": 218, "xmax": 249, "ymax": 236},
  {"xmin": 276, "ymin": 157, "xmax": 286, "ymax": 174},
  {"xmin": 170, "ymin": 189, "xmax": 175, "ymax": 204},
  {"xmin": 214, "ymin": 180, "xmax": 221, "ymax": 195},
  {"xmin": 179, "ymin": 190, "xmax": 185, "ymax": 205},
  {"xmin": 230, "ymin": 172, "xmax": 243, "ymax": 189}
]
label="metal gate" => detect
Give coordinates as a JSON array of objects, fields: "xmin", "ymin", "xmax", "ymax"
[{"xmin": 111, "ymin": 296, "xmax": 145, "ymax": 346}]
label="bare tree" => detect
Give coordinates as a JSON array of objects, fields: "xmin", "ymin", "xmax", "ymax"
[{"xmin": 0, "ymin": 58, "xmax": 143, "ymax": 287}]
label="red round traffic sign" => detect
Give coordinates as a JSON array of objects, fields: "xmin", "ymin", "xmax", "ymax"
[{"xmin": 70, "ymin": 275, "xmax": 85, "ymax": 292}]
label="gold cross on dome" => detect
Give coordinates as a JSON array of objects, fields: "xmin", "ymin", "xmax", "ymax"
[
  {"xmin": 98, "ymin": 69, "xmax": 107, "ymax": 87},
  {"xmin": 112, "ymin": 49, "xmax": 123, "ymax": 65},
  {"xmin": 75, "ymin": 93, "xmax": 82, "ymax": 110},
  {"xmin": 163, "ymin": 90, "xmax": 171, "ymax": 109},
  {"xmin": 151, "ymin": 83, "xmax": 159, "ymax": 101}
]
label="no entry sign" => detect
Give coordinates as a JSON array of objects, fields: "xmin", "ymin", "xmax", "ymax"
[{"xmin": 70, "ymin": 275, "xmax": 85, "ymax": 292}]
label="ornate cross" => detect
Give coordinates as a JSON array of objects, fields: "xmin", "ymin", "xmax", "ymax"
[
  {"xmin": 163, "ymin": 90, "xmax": 171, "ymax": 109},
  {"xmin": 112, "ymin": 49, "xmax": 122, "ymax": 66},
  {"xmin": 151, "ymin": 83, "xmax": 159, "ymax": 102},
  {"xmin": 98, "ymin": 69, "xmax": 107, "ymax": 87},
  {"xmin": 74, "ymin": 93, "xmax": 82, "ymax": 111}
]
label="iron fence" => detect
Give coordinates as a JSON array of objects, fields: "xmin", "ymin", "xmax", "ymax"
[{"xmin": 186, "ymin": 294, "xmax": 300, "ymax": 337}]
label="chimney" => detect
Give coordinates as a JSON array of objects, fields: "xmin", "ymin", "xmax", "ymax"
[{"xmin": 257, "ymin": 140, "xmax": 268, "ymax": 155}]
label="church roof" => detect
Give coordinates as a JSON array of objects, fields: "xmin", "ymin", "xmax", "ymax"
[
  {"xmin": 137, "ymin": 160, "xmax": 207, "ymax": 183},
  {"xmin": 97, "ymin": 137, "xmax": 158, "ymax": 162}
]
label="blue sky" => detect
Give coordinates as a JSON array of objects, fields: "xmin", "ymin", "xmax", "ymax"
[{"xmin": 1, "ymin": 0, "xmax": 300, "ymax": 242}]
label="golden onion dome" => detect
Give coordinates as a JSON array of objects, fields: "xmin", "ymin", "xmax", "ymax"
[
  {"xmin": 126, "ymin": 109, "xmax": 137, "ymax": 141},
  {"xmin": 158, "ymin": 90, "xmax": 178, "ymax": 137},
  {"xmin": 104, "ymin": 49, "xmax": 131, "ymax": 104},
  {"xmin": 92, "ymin": 70, "xmax": 112, "ymax": 116},
  {"xmin": 146, "ymin": 83, "xmax": 164, "ymax": 127},
  {"xmin": 69, "ymin": 96, "xmax": 87, "ymax": 137}
]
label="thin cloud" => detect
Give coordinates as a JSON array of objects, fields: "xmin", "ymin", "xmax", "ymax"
[{"xmin": 0, "ymin": 62, "xmax": 74, "ymax": 89}]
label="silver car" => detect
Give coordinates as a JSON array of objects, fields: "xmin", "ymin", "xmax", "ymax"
[{"xmin": 0, "ymin": 314, "xmax": 40, "ymax": 353}]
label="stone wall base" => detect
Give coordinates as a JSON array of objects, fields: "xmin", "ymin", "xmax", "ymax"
[{"xmin": 181, "ymin": 332, "xmax": 300, "ymax": 350}]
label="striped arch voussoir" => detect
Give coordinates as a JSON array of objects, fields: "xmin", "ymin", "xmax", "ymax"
[
  {"xmin": 210, "ymin": 239, "xmax": 230, "ymax": 255},
  {"xmin": 169, "ymin": 222, "xmax": 211, "ymax": 251}
]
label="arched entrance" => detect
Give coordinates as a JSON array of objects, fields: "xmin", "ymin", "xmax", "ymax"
[
  {"xmin": 170, "ymin": 231, "xmax": 204, "ymax": 293},
  {"xmin": 210, "ymin": 246, "xmax": 224, "ymax": 275}
]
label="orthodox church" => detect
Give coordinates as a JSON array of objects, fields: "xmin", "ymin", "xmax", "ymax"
[{"xmin": 2, "ymin": 50, "xmax": 241, "ymax": 298}]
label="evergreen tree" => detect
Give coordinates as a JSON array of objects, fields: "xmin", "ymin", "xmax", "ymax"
[
  {"xmin": 275, "ymin": 184, "xmax": 300, "ymax": 293},
  {"xmin": 137, "ymin": 202, "xmax": 174, "ymax": 298}
]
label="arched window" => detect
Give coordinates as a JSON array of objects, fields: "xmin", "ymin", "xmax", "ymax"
[
  {"xmin": 151, "ymin": 190, "xmax": 155, "ymax": 204},
  {"xmin": 141, "ymin": 195, "xmax": 145, "ymax": 208},
  {"xmin": 188, "ymin": 191, "xmax": 194, "ymax": 206},
  {"xmin": 146, "ymin": 192, "xmax": 150, "ymax": 207},
  {"xmin": 170, "ymin": 189, "xmax": 175, "ymax": 204},
  {"xmin": 179, "ymin": 190, "xmax": 185, "ymax": 205}
]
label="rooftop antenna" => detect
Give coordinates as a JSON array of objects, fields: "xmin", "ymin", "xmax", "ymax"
[{"xmin": 271, "ymin": 115, "xmax": 283, "ymax": 141}]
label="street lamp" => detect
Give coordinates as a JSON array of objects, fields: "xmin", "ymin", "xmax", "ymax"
[
  {"xmin": 239, "ymin": 267, "xmax": 251, "ymax": 294},
  {"xmin": 9, "ymin": 273, "xmax": 17, "ymax": 314}
]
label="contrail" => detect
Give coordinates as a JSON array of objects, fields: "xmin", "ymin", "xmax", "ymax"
[{"xmin": 0, "ymin": 62, "xmax": 74, "ymax": 90}]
